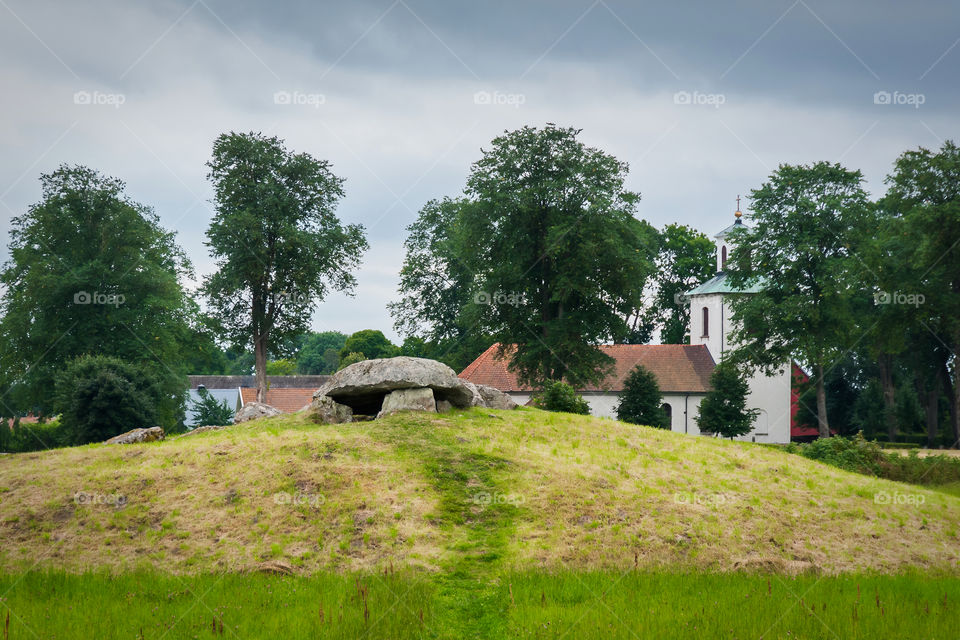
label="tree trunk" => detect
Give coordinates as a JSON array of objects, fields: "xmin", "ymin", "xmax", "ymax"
[
  {"xmin": 877, "ymin": 353, "xmax": 897, "ymax": 440},
  {"xmin": 815, "ymin": 363, "xmax": 830, "ymax": 438},
  {"xmin": 940, "ymin": 361, "xmax": 957, "ymax": 444},
  {"xmin": 925, "ymin": 384, "xmax": 940, "ymax": 448},
  {"xmin": 952, "ymin": 355, "xmax": 960, "ymax": 448},
  {"xmin": 254, "ymin": 331, "xmax": 268, "ymax": 404}
]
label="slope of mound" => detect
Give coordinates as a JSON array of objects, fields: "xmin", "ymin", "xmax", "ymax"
[{"xmin": 0, "ymin": 408, "xmax": 957, "ymax": 575}]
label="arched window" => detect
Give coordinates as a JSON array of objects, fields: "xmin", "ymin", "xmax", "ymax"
[
  {"xmin": 721, "ymin": 245, "xmax": 727, "ymax": 269},
  {"xmin": 702, "ymin": 307, "xmax": 709, "ymax": 337},
  {"xmin": 661, "ymin": 403, "xmax": 672, "ymax": 429}
]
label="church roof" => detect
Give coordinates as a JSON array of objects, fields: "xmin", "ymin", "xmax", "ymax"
[
  {"xmin": 459, "ymin": 343, "xmax": 715, "ymax": 393},
  {"xmin": 715, "ymin": 217, "xmax": 748, "ymax": 239},
  {"xmin": 685, "ymin": 272, "xmax": 765, "ymax": 296}
]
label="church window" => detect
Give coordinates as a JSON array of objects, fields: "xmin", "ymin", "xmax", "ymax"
[{"xmin": 702, "ymin": 307, "xmax": 709, "ymax": 337}]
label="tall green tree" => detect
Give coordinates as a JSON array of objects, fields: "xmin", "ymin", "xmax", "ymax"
[
  {"xmin": 0, "ymin": 165, "xmax": 192, "ymax": 427},
  {"xmin": 884, "ymin": 141, "xmax": 960, "ymax": 445},
  {"xmin": 388, "ymin": 197, "xmax": 492, "ymax": 372},
  {"xmin": 646, "ymin": 223, "xmax": 716, "ymax": 344},
  {"xmin": 726, "ymin": 162, "xmax": 872, "ymax": 438},
  {"xmin": 695, "ymin": 360, "xmax": 760, "ymax": 438},
  {"xmin": 203, "ymin": 132, "xmax": 368, "ymax": 402},
  {"xmin": 457, "ymin": 125, "xmax": 656, "ymax": 387}
]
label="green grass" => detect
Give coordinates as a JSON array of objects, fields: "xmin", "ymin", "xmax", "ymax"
[{"xmin": 1, "ymin": 570, "xmax": 957, "ymax": 639}]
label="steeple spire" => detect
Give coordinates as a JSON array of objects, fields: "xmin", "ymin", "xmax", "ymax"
[{"xmin": 735, "ymin": 195, "xmax": 742, "ymax": 219}]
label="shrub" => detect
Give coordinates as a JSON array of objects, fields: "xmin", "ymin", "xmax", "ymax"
[
  {"xmin": 533, "ymin": 381, "xmax": 590, "ymax": 415},
  {"xmin": 615, "ymin": 365, "xmax": 667, "ymax": 428},
  {"xmin": 189, "ymin": 388, "xmax": 235, "ymax": 427},
  {"xmin": 54, "ymin": 356, "xmax": 163, "ymax": 445},
  {"xmin": 0, "ymin": 417, "xmax": 70, "ymax": 453}
]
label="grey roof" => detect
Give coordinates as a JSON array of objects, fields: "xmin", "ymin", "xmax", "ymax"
[
  {"xmin": 188, "ymin": 375, "xmax": 330, "ymax": 390},
  {"xmin": 685, "ymin": 272, "xmax": 765, "ymax": 296}
]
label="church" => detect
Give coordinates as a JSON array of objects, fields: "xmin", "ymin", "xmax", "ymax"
[{"xmin": 459, "ymin": 205, "xmax": 802, "ymax": 444}]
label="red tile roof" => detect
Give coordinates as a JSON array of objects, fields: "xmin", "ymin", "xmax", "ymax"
[
  {"xmin": 459, "ymin": 343, "xmax": 716, "ymax": 393},
  {"xmin": 239, "ymin": 388, "xmax": 316, "ymax": 413}
]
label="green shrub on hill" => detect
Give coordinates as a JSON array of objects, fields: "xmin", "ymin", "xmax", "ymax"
[
  {"xmin": 533, "ymin": 381, "xmax": 590, "ymax": 415},
  {"xmin": 54, "ymin": 356, "xmax": 166, "ymax": 445}
]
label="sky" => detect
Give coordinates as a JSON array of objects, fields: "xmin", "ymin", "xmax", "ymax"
[{"xmin": 1, "ymin": 0, "xmax": 957, "ymax": 343}]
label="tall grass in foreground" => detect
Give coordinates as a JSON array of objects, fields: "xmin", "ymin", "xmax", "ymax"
[{"xmin": 0, "ymin": 571, "xmax": 957, "ymax": 639}]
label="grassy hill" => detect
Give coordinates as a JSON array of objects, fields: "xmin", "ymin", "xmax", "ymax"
[{"xmin": 2, "ymin": 407, "xmax": 957, "ymax": 577}]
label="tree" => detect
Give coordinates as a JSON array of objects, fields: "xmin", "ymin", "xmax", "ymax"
[
  {"xmin": 203, "ymin": 132, "xmax": 368, "ymax": 403},
  {"xmin": 296, "ymin": 331, "xmax": 347, "ymax": 374},
  {"xmin": 695, "ymin": 360, "xmax": 760, "ymax": 438},
  {"xmin": 266, "ymin": 359, "xmax": 297, "ymax": 375},
  {"xmin": 0, "ymin": 165, "xmax": 192, "ymax": 426},
  {"xmin": 727, "ymin": 162, "xmax": 872, "ymax": 438},
  {"xmin": 339, "ymin": 330, "xmax": 397, "ymax": 362},
  {"xmin": 337, "ymin": 352, "xmax": 366, "ymax": 370},
  {"xmin": 533, "ymin": 381, "xmax": 590, "ymax": 414},
  {"xmin": 615, "ymin": 364, "xmax": 668, "ymax": 428},
  {"xmin": 883, "ymin": 141, "xmax": 960, "ymax": 446},
  {"xmin": 54, "ymin": 356, "xmax": 163, "ymax": 444},
  {"xmin": 645, "ymin": 224, "xmax": 716, "ymax": 344},
  {"xmin": 189, "ymin": 387, "xmax": 234, "ymax": 427},
  {"xmin": 397, "ymin": 125, "xmax": 656, "ymax": 388}
]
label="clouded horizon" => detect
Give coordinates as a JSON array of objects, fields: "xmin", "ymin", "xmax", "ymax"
[{"xmin": 2, "ymin": 0, "xmax": 957, "ymax": 342}]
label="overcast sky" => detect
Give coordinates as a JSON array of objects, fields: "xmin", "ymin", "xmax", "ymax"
[{"xmin": 1, "ymin": 0, "xmax": 957, "ymax": 343}]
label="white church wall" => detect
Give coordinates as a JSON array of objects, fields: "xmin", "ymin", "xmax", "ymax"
[{"xmin": 506, "ymin": 390, "xmax": 706, "ymax": 432}]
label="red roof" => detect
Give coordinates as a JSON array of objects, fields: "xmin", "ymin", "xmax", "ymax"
[
  {"xmin": 239, "ymin": 388, "xmax": 315, "ymax": 413},
  {"xmin": 459, "ymin": 343, "xmax": 716, "ymax": 393}
]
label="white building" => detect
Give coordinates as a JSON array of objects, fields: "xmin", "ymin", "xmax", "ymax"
[{"xmin": 459, "ymin": 207, "xmax": 797, "ymax": 444}]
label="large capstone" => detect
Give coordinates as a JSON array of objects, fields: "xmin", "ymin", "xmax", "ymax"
[
  {"xmin": 105, "ymin": 427, "xmax": 165, "ymax": 445},
  {"xmin": 313, "ymin": 357, "xmax": 474, "ymax": 415},
  {"xmin": 234, "ymin": 402, "xmax": 282, "ymax": 424}
]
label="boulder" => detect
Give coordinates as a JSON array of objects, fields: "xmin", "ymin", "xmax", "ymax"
[
  {"xmin": 105, "ymin": 427, "xmax": 165, "ymax": 445},
  {"xmin": 436, "ymin": 399, "xmax": 453, "ymax": 413},
  {"xmin": 178, "ymin": 424, "xmax": 229, "ymax": 438},
  {"xmin": 377, "ymin": 387, "xmax": 436, "ymax": 418},
  {"xmin": 457, "ymin": 380, "xmax": 484, "ymax": 407},
  {"xmin": 308, "ymin": 395, "xmax": 353, "ymax": 424},
  {"xmin": 234, "ymin": 402, "xmax": 282, "ymax": 424},
  {"xmin": 313, "ymin": 357, "xmax": 474, "ymax": 414},
  {"xmin": 474, "ymin": 383, "xmax": 519, "ymax": 410}
]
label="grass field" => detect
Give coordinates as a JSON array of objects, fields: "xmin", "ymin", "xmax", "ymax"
[
  {"xmin": 1, "ymin": 570, "xmax": 957, "ymax": 639},
  {"xmin": 0, "ymin": 407, "xmax": 958, "ymax": 638}
]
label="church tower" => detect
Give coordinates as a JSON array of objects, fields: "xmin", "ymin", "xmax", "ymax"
[{"xmin": 685, "ymin": 198, "xmax": 792, "ymax": 444}]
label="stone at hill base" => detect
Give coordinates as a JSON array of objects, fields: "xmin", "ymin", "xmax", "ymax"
[
  {"xmin": 105, "ymin": 427, "xmax": 165, "ymax": 445},
  {"xmin": 377, "ymin": 387, "xmax": 436, "ymax": 418},
  {"xmin": 234, "ymin": 402, "xmax": 282, "ymax": 424}
]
